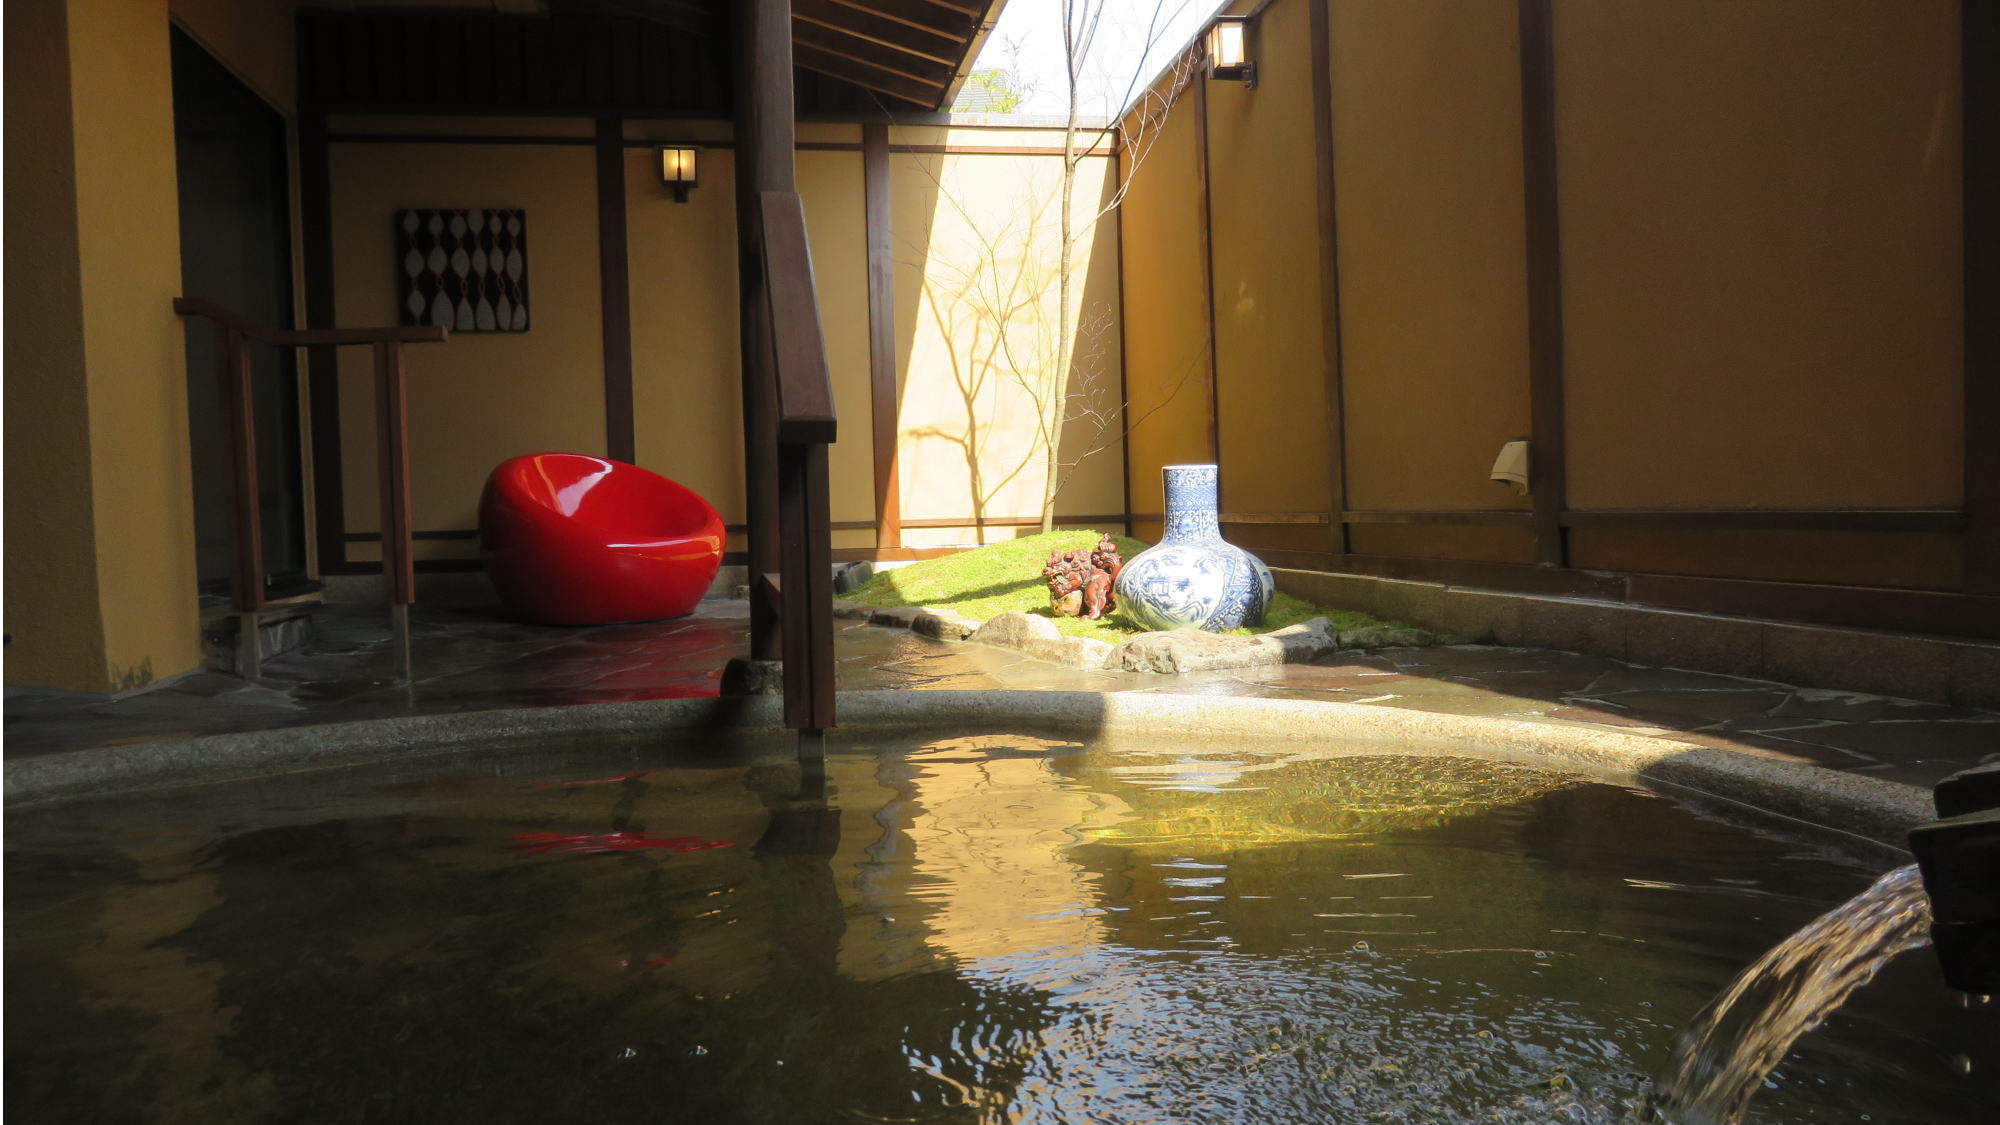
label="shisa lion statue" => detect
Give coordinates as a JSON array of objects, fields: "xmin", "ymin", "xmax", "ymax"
[{"xmin": 1043, "ymin": 536, "xmax": 1125, "ymax": 620}]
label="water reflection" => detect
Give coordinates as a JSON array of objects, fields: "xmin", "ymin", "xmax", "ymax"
[{"xmin": 5, "ymin": 738, "xmax": 1995, "ymax": 1124}]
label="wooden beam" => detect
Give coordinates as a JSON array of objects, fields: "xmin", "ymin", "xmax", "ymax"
[
  {"xmin": 1340, "ymin": 510, "xmax": 1533, "ymax": 526},
  {"xmin": 795, "ymin": 0, "xmax": 961, "ymax": 66},
  {"xmin": 1968, "ymin": 0, "xmax": 1999, "ymax": 592},
  {"xmin": 595, "ymin": 115, "xmax": 636, "ymax": 462},
  {"xmin": 863, "ymin": 123, "xmax": 902, "ymax": 549},
  {"xmin": 789, "ymin": 22, "xmax": 949, "ymax": 85},
  {"xmin": 826, "ymin": 0, "xmax": 974, "ymax": 40},
  {"xmin": 1561, "ymin": 509, "xmax": 1966, "ymax": 533},
  {"xmin": 734, "ymin": 0, "xmax": 792, "ymax": 663},
  {"xmin": 1517, "ymin": 0, "xmax": 1569, "ymax": 568},
  {"xmin": 791, "ymin": 43, "xmax": 939, "ymax": 106},
  {"xmin": 1308, "ymin": 0, "xmax": 1350, "ymax": 557}
]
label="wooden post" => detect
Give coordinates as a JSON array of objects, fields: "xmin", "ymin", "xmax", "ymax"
[
  {"xmin": 1518, "ymin": 0, "xmax": 1570, "ymax": 568},
  {"xmin": 373, "ymin": 340, "xmax": 415, "ymax": 681},
  {"xmin": 215, "ymin": 324, "xmax": 267, "ymax": 615},
  {"xmin": 863, "ymin": 122, "xmax": 902, "ymax": 550},
  {"xmin": 733, "ymin": 0, "xmax": 795, "ymax": 664}
]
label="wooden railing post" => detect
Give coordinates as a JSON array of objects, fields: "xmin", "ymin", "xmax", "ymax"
[
  {"xmin": 373, "ymin": 340, "xmax": 416, "ymax": 682},
  {"xmin": 214, "ymin": 323, "xmax": 267, "ymax": 675},
  {"xmin": 175, "ymin": 297, "xmax": 445, "ymax": 683},
  {"xmin": 759, "ymin": 191, "xmax": 838, "ymax": 736}
]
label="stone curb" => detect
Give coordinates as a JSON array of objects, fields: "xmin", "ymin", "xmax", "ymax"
[
  {"xmin": 4, "ymin": 690, "xmax": 1930, "ymax": 848},
  {"xmin": 833, "ymin": 599, "xmax": 1442, "ymax": 674}
]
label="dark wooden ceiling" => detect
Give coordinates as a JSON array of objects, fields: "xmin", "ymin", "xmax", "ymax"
[
  {"xmin": 576, "ymin": 0, "xmax": 1004, "ymax": 109},
  {"xmin": 298, "ymin": 2, "xmax": 1005, "ymax": 115}
]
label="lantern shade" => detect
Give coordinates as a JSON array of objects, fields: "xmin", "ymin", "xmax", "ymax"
[
  {"xmin": 1207, "ymin": 17, "xmax": 1255, "ymax": 86},
  {"xmin": 656, "ymin": 145, "xmax": 700, "ymax": 201}
]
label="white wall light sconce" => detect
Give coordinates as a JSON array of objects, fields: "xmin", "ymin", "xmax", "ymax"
[{"xmin": 1207, "ymin": 16, "xmax": 1256, "ymax": 89}]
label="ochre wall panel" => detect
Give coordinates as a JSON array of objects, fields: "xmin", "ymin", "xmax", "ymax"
[
  {"xmin": 1119, "ymin": 80, "xmax": 1215, "ymax": 541},
  {"xmin": 331, "ymin": 142, "xmax": 605, "ymax": 542},
  {"xmin": 4, "ymin": 0, "xmax": 109, "ymax": 690},
  {"xmin": 1555, "ymin": 0, "xmax": 1963, "ymax": 510},
  {"xmin": 628, "ymin": 148, "xmax": 743, "ymax": 521},
  {"xmin": 1332, "ymin": 0, "xmax": 1532, "ymax": 513},
  {"xmin": 71, "ymin": 0, "xmax": 205, "ymax": 689},
  {"xmin": 1568, "ymin": 530, "xmax": 1963, "ymax": 591},
  {"xmin": 795, "ymin": 149, "xmax": 878, "ymax": 527},
  {"xmin": 1206, "ymin": 0, "xmax": 1332, "ymax": 518},
  {"xmin": 1349, "ymin": 525, "xmax": 1537, "ymax": 565}
]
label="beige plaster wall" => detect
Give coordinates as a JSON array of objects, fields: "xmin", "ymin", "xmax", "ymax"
[{"xmin": 890, "ymin": 145, "xmax": 1125, "ymax": 541}]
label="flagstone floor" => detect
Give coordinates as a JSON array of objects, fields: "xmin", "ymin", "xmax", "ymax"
[{"xmin": 6, "ymin": 598, "xmax": 1995, "ymax": 789}]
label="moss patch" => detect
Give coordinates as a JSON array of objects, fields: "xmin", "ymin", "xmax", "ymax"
[{"xmin": 848, "ymin": 530, "xmax": 1388, "ymax": 644}]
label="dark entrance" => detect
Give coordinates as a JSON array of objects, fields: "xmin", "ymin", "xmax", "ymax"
[{"xmin": 170, "ymin": 26, "xmax": 307, "ymax": 599}]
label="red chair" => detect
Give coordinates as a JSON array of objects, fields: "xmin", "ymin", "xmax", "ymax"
[{"xmin": 479, "ymin": 453, "xmax": 725, "ymax": 625}]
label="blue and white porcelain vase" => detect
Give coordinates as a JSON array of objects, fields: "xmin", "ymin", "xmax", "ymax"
[{"xmin": 1115, "ymin": 464, "xmax": 1273, "ymax": 632}]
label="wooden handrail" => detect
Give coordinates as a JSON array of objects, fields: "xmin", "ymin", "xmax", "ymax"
[
  {"xmin": 173, "ymin": 297, "xmax": 448, "ymax": 680},
  {"xmin": 758, "ymin": 192, "xmax": 837, "ymax": 447},
  {"xmin": 173, "ymin": 297, "xmax": 447, "ymax": 347},
  {"xmin": 754, "ymin": 191, "xmax": 837, "ymax": 733}
]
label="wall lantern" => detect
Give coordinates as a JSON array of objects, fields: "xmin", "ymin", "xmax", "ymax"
[
  {"xmin": 656, "ymin": 145, "xmax": 701, "ymax": 202},
  {"xmin": 1207, "ymin": 16, "xmax": 1255, "ymax": 88}
]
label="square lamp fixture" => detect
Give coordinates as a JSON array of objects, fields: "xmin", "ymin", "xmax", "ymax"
[
  {"xmin": 1207, "ymin": 16, "xmax": 1255, "ymax": 88},
  {"xmin": 656, "ymin": 145, "xmax": 700, "ymax": 202}
]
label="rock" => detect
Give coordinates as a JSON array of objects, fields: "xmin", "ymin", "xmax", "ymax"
[
  {"xmin": 912, "ymin": 609, "xmax": 979, "ymax": 641},
  {"xmin": 1257, "ymin": 617, "xmax": 1341, "ymax": 662},
  {"xmin": 832, "ymin": 561, "xmax": 875, "ymax": 595},
  {"xmin": 1105, "ymin": 627, "xmax": 1278, "ymax": 674},
  {"xmin": 869, "ymin": 606, "xmax": 928, "ymax": 630},
  {"xmin": 831, "ymin": 599, "xmax": 873, "ymax": 620},
  {"xmin": 1018, "ymin": 635, "xmax": 1115, "ymax": 668},
  {"xmin": 1337, "ymin": 625, "xmax": 1438, "ymax": 650},
  {"xmin": 970, "ymin": 611, "xmax": 1061, "ymax": 647}
]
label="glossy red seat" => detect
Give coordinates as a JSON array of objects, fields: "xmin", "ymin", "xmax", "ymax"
[{"xmin": 479, "ymin": 453, "xmax": 725, "ymax": 625}]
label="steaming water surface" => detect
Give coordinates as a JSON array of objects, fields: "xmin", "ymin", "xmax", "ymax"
[{"xmin": 6, "ymin": 734, "xmax": 1994, "ymax": 1123}]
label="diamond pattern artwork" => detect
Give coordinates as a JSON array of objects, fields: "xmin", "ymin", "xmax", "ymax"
[{"xmin": 395, "ymin": 208, "xmax": 530, "ymax": 332}]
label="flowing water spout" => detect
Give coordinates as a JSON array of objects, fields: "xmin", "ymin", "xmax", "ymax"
[{"xmin": 1652, "ymin": 864, "xmax": 1933, "ymax": 1125}]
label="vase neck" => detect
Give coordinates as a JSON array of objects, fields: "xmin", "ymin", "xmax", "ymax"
[{"xmin": 1162, "ymin": 465, "xmax": 1222, "ymax": 542}]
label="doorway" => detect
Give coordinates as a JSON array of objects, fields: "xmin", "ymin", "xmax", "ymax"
[{"xmin": 170, "ymin": 26, "xmax": 308, "ymax": 599}]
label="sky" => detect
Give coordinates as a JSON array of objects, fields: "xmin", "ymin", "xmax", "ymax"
[{"xmin": 966, "ymin": 0, "xmax": 1222, "ymax": 120}]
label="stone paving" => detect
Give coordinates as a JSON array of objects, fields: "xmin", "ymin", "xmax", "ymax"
[{"xmin": 6, "ymin": 598, "xmax": 1996, "ymax": 789}]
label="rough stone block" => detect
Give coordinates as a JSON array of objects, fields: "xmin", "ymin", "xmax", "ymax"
[
  {"xmin": 1270, "ymin": 568, "xmax": 1378, "ymax": 615},
  {"xmin": 1430, "ymin": 588, "xmax": 1519, "ymax": 644},
  {"xmin": 1623, "ymin": 607, "xmax": 1765, "ymax": 679},
  {"xmin": 1336, "ymin": 625, "xmax": 1437, "ymax": 650},
  {"xmin": 1948, "ymin": 642, "xmax": 2000, "ymax": 710},
  {"xmin": 1364, "ymin": 578, "xmax": 1450, "ymax": 628},
  {"xmin": 1763, "ymin": 622, "xmax": 1951, "ymax": 703},
  {"xmin": 1514, "ymin": 597, "xmax": 1631, "ymax": 661},
  {"xmin": 830, "ymin": 599, "xmax": 873, "ymax": 620}
]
